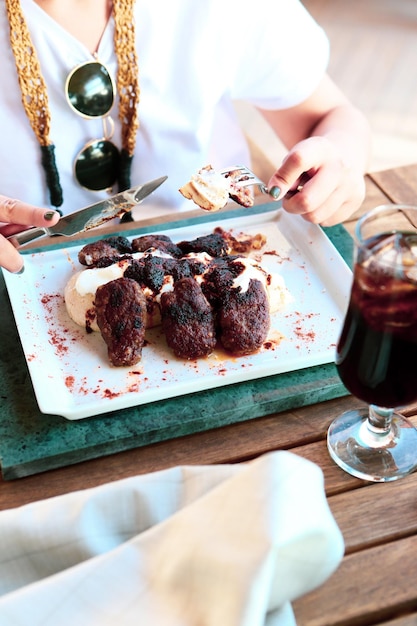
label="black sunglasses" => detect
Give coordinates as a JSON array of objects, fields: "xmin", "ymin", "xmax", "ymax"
[{"xmin": 65, "ymin": 60, "xmax": 120, "ymax": 192}]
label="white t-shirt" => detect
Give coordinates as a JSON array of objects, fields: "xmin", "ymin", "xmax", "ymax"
[{"xmin": 0, "ymin": 0, "xmax": 329, "ymax": 216}]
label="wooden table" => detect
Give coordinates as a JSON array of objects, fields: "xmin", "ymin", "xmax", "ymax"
[{"xmin": 2, "ymin": 164, "xmax": 417, "ymax": 625}]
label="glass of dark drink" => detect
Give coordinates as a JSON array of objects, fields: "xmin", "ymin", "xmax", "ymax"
[{"xmin": 327, "ymin": 204, "xmax": 417, "ymax": 482}]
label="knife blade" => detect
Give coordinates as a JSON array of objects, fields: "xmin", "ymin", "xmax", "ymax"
[{"xmin": 9, "ymin": 175, "xmax": 168, "ymax": 248}]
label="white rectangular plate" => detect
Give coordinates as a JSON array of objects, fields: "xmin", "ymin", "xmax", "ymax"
[{"xmin": 3, "ymin": 208, "xmax": 351, "ymax": 420}]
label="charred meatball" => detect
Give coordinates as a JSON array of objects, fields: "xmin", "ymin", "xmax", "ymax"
[
  {"xmin": 160, "ymin": 277, "xmax": 216, "ymax": 359},
  {"xmin": 95, "ymin": 277, "xmax": 147, "ymax": 366},
  {"xmin": 217, "ymin": 278, "xmax": 270, "ymax": 355},
  {"xmin": 131, "ymin": 234, "xmax": 182, "ymax": 257},
  {"xmin": 177, "ymin": 232, "xmax": 229, "ymax": 257},
  {"xmin": 78, "ymin": 236, "xmax": 133, "ymax": 266}
]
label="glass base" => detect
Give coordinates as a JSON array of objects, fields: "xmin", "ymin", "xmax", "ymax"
[{"xmin": 327, "ymin": 408, "xmax": 417, "ymax": 482}]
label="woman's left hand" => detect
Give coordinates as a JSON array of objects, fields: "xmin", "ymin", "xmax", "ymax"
[{"xmin": 0, "ymin": 196, "xmax": 60, "ymax": 273}]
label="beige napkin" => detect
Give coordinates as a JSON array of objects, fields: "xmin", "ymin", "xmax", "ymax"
[{"xmin": 0, "ymin": 451, "xmax": 343, "ymax": 625}]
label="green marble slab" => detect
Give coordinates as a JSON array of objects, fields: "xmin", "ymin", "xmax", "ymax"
[{"xmin": 0, "ymin": 204, "xmax": 353, "ymax": 480}]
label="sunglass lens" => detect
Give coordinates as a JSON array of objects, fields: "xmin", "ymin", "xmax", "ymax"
[
  {"xmin": 75, "ymin": 140, "xmax": 120, "ymax": 191},
  {"xmin": 67, "ymin": 62, "xmax": 114, "ymax": 117}
]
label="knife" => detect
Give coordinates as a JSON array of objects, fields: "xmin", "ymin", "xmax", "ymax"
[{"xmin": 8, "ymin": 175, "xmax": 168, "ymax": 248}]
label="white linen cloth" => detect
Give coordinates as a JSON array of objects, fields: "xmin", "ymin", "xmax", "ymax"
[{"xmin": 0, "ymin": 451, "xmax": 343, "ymax": 625}]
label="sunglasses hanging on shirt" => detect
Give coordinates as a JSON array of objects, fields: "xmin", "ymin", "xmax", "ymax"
[
  {"xmin": 5, "ymin": 0, "xmax": 140, "ymax": 208},
  {"xmin": 65, "ymin": 60, "xmax": 120, "ymax": 192}
]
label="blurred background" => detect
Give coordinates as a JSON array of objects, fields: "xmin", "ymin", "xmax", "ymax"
[{"xmin": 235, "ymin": 0, "xmax": 417, "ymax": 173}]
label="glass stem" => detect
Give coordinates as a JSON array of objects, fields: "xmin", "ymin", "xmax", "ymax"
[{"xmin": 367, "ymin": 404, "xmax": 394, "ymax": 434}]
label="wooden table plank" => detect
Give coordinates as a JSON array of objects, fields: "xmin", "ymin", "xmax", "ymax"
[
  {"xmin": 329, "ymin": 472, "xmax": 417, "ymax": 553},
  {"xmin": 376, "ymin": 616, "xmax": 417, "ymax": 626},
  {"xmin": 369, "ymin": 163, "xmax": 417, "ymax": 205},
  {"xmin": 293, "ymin": 535, "xmax": 417, "ymax": 626}
]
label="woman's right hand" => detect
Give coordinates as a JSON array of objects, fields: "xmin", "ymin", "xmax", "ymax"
[{"xmin": 0, "ymin": 196, "xmax": 60, "ymax": 273}]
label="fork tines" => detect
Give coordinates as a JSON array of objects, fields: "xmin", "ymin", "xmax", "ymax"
[{"xmin": 220, "ymin": 165, "xmax": 268, "ymax": 193}]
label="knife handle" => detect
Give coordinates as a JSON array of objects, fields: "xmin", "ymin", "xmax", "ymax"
[{"xmin": 7, "ymin": 227, "xmax": 48, "ymax": 248}]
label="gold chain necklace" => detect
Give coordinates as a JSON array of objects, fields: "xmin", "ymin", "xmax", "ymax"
[{"xmin": 4, "ymin": 0, "xmax": 140, "ymax": 207}]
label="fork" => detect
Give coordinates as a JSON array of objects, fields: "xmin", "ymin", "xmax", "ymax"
[{"xmin": 220, "ymin": 165, "xmax": 269, "ymax": 195}]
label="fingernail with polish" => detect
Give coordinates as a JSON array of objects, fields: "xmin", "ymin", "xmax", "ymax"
[
  {"xmin": 44, "ymin": 211, "xmax": 57, "ymax": 221},
  {"xmin": 269, "ymin": 186, "xmax": 281, "ymax": 200},
  {"xmin": 14, "ymin": 265, "xmax": 25, "ymax": 275}
]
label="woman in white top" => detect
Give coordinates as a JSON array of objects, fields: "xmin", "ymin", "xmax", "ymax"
[{"xmin": 0, "ymin": 0, "xmax": 371, "ymax": 273}]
